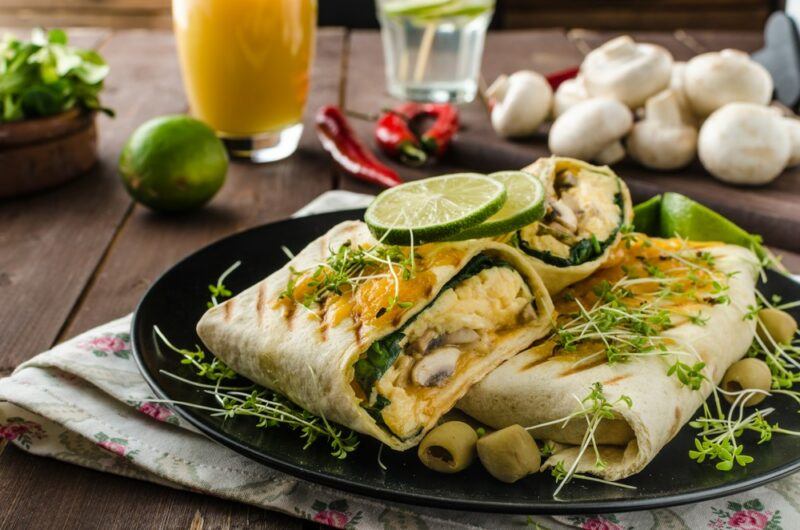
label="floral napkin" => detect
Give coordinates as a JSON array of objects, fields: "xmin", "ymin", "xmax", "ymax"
[{"xmin": 1, "ymin": 190, "xmax": 799, "ymax": 530}]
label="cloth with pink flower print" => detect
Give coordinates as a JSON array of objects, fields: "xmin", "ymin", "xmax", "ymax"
[{"xmin": 1, "ymin": 191, "xmax": 799, "ymax": 530}]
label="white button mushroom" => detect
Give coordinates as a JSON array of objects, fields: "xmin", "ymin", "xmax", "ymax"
[
  {"xmin": 684, "ymin": 49, "xmax": 773, "ymax": 118},
  {"xmin": 581, "ymin": 35, "xmax": 673, "ymax": 109},
  {"xmin": 548, "ymin": 97, "xmax": 633, "ymax": 164},
  {"xmin": 626, "ymin": 89, "xmax": 698, "ymax": 170},
  {"xmin": 698, "ymin": 103, "xmax": 790, "ymax": 185},
  {"xmin": 412, "ymin": 347, "xmax": 461, "ymax": 387},
  {"xmin": 783, "ymin": 117, "xmax": 800, "ymax": 167},
  {"xmin": 668, "ymin": 61, "xmax": 697, "ymax": 126},
  {"xmin": 488, "ymin": 70, "xmax": 553, "ymax": 138},
  {"xmin": 553, "ymin": 75, "xmax": 589, "ymax": 118}
]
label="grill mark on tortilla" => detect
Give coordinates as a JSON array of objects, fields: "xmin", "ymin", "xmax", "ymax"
[
  {"xmin": 670, "ymin": 405, "xmax": 683, "ymax": 437},
  {"xmin": 223, "ymin": 300, "xmax": 233, "ymax": 322},
  {"xmin": 318, "ymin": 301, "xmax": 331, "ymax": 340},
  {"xmin": 256, "ymin": 283, "xmax": 266, "ymax": 326},
  {"xmin": 353, "ymin": 321, "xmax": 363, "ymax": 344},
  {"xmin": 558, "ymin": 355, "xmax": 606, "ymax": 376},
  {"xmin": 603, "ymin": 374, "xmax": 631, "ymax": 386}
]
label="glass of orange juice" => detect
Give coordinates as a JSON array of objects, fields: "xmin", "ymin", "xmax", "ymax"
[{"xmin": 172, "ymin": 0, "xmax": 316, "ymax": 162}]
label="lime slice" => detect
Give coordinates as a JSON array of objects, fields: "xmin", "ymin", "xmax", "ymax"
[
  {"xmin": 381, "ymin": 0, "xmax": 452, "ymax": 17},
  {"xmin": 416, "ymin": 0, "xmax": 494, "ymax": 19},
  {"xmin": 365, "ymin": 173, "xmax": 506, "ymax": 245},
  {"xmin": 658, "ymin": 192, "xmax": 766, "ymax": 259},
  {"xmin": 443, "ymin": 170, "xmax": 545, "ymax": 240}
]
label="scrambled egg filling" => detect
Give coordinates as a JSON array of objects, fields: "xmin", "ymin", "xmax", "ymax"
[
  {"xmin": 520, "ymin": 167, "xmax": 621, "ymax": 260},
  {"xmin": 375, "ymin": 266, "xmax": 536, "ymax": 439}
]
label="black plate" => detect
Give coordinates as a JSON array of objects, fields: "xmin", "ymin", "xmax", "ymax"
[{"xmin": 132, "ymin": 209, "xmax": 800, "ymax": 515}]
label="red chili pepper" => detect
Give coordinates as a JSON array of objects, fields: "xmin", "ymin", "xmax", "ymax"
[
  {"xmin": 316, "ymin": 105, "xmax": 403, "ymax": 188},
  {"xmin": 375, "ymin": 110, "xmax": 427, "ymax": 166},
  {"xmin": 375, "ymin": 103, "xmax": 459, "ymax": 165},
  {"xmin": 545, "ymin": 66, "xmax": 580, "ymax": 90}
]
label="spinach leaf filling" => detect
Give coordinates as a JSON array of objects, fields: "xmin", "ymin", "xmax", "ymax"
[
  {"xmin": 516, "ymin": 185, "xmax": 625, "ymax": 268},
  {"xmin": 354, "ymin": 253, "xmax": 512, "ymax": 422}
]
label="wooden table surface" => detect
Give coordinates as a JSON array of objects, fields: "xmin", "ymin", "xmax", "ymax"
[{"xmin": 2, "ymin": 26, "xmax": 799, "ymax": 529}]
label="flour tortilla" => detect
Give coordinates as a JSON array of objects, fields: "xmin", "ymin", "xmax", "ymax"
[
  {"xmin": 513, "ymin": 157, "xmax": 633, "ymax": 295},
  {"xmin": 459, "ymin": 243, "xmax": 759, "ymax": 480},
  {"xmin": 197, "ymin": 221, "xmax": 554, "ymax": 450}
]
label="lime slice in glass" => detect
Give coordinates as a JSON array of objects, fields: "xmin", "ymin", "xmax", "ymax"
[
  {"xmin": 365, "ymin": 173, "xmax": 506, "ymax": 245},
  {"xmin": 416, "ymin": 0, "xmax": 494, "ymax": 19},
  {"xmin": 443, "ymin": 170, "xmax": 546, "ymax": 240},
  {"xmin": 381, "ymin": 0, "xmax": 453, "ymax": 17}
]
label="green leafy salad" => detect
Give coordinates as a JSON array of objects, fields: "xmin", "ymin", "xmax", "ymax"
[{"xmin": 0, "ymin": 28, "xmax": 112, "ymax": 122}]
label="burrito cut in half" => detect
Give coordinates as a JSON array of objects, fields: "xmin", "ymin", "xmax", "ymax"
[
  {"xmin": 459, "ymin": 233, "xmax": 760, "ymax": 480},
  {"xmin": 197, "ymin": 221, "xmax": 554, "ymax": 450},
  {"xmin": 510, "ymin": 157, "xmax": 633, "ymax": 294}
]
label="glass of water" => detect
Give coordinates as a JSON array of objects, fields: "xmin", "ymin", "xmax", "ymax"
[{"xmin": 376, "ymin": 0, "xmax": 495, "ymax": 104}]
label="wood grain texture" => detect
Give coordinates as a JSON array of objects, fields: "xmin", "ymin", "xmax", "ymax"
[{"xmin": 0, "ymin": 27, "xmax": 124, "ymax": 371}]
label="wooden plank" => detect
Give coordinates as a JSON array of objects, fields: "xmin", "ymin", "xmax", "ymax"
[
  {"xmin": 567, "ymin": 29, "xmax": 698, "ymax": 60},
  {"xmin": 0, "ymin": 446, "xmax": 303, "ymax": 530},
  {"xmin": 0, "ymin": 27, "xmax": 134, "ymax": 372},
  {"xmin": 0, "ymin": 0, "xmax": 168, "ymax": 8},
  {"xmin": 502, "ymin": 9, "xmax": 769, "ymax": 32},
  {"xmin": 678, "ymin": 29, "xmax": 764, "ymax": 53},
  {"xmin": 0, "ymin": 27, "xmax": 343, "ymax": 530},
  {"xmin": 0, "ymin": 26, "xmax": 109, "ymax": 47},
  {"xmin": 63, "ymin": 28, "xmax": 344, "ymax": 336},
  {"xmin": 0, "ymin": 10, "xmax": 171, "ymax": 29}
]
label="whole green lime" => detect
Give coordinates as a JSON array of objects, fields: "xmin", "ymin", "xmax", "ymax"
[{"xmin": 119, "ymin": 115, "xmax": 228, "ymax": 212}]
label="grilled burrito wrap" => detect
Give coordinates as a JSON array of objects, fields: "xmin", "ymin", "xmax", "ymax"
[
  {"xmin": 510, "ymin": 157, "xmax": 633, "ymax": 294},
  {"xmin": 459, "ymin": 234, "xmax": 759, "ymax": 480},
  {"xmin": 197, "ymin": 221, "xmax": 554, "ymax": 450}
]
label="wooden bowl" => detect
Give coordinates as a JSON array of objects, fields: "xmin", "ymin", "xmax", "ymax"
[{"xmin": 0, "ymin": 109, "xmax": 98, "ymax": 198}]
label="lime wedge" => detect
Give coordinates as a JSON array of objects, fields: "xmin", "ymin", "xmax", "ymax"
[
  {"xmin": 365, "ymin": 173, "xmax": 506, "ymax": 245},
  {"xmin": 381, "ymin": 0, "xmax": 452, "ymax": 17},
  {"xmin": 659, "ymin": 192, "xmax": 764, "ymax": 256},
  {"xmin": 632, "ymin": 195, "xmax": 662, "ymax": 236},
  {"xmin": 443, "ymin": 170, "xmax": 545, "ymax": 240}
]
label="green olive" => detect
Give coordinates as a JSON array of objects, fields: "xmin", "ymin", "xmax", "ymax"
[
  {"xmin": 476, "ymin": 424, "xmax": 541, "ymax": 483},
  {"xmin": 721, "ymin": 358, "xmax": 772, "ymax": 406},
  {"xmin": 417, "ymin": 421, "xmax": 477, "ymax": 473},
  {"xmin": 757, "ymin": 308, "xmax": 798, "ymax": 348}
]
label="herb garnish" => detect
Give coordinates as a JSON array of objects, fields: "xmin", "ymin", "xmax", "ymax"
[
  {"xmin": 281, "ymin": 239, "xmax": 417, "ymax": 314},
  {"xmin": 1, "ymin": 28, "xmax": 113, "ymax": 122},
  {"xmin": 152, "ymin": 263, "xmax": 360, "ymax": 458},
  {"xmin": 526, "ymin": 382, "xmax": 635, "ymax": 498}
]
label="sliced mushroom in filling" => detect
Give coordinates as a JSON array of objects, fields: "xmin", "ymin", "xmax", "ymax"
[
  {"xmin": 518, "ymin": 166, "xmax": 622, "ymax": 264},
  {"xmin": 363, "ymin": 263, "xmax": 539, "ymax": 439}
]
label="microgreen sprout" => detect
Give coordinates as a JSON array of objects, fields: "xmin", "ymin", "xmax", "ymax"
[
  {"xmin": 207, "ymin": 260, "xmax": 241, "ymax": 308},
  {"xmin": 526, "ymin": 383, "xmax": 635, "ymax": 498},
  {"xmin": 280, "ymin": 239, "xmax": 418, "ymax": 315}
]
